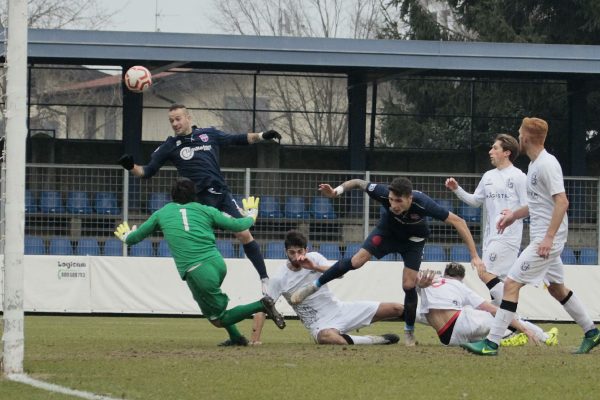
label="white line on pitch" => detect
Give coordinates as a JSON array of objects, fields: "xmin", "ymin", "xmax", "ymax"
[{"xmin": 7, "ymin": 373, "xmax": 121, "ymax": 400}]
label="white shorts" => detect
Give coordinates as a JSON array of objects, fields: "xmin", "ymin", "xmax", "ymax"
[
  {"xmin": 448, "ymin": 307, "xmax": 494, "ymax": 346},
  {"xmin": 308, "ymin": 301, "xmax": 379, "ymax": 339},
  {"xmin": 483, "ymin": 240, "xmax": 519, "ymax": 280},
  {"xmin": 507, "ymin": 239, "xmax": 565, "ymax": 286}
]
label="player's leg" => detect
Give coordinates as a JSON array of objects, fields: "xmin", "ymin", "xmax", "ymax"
[
  {"xmin": 482, "ymin": 241, "xmax": 518, "ymax": 306},
  {"xmin": 545, "ymin": 263, "xmax": 599, "ymax": 354},
  {"xmin": 399, "ymin": 240, "xmax": 425, "ymax": 346},
  {"xmin": 370, "ymin": 302, "xmax": 404, "ymax": 322}
]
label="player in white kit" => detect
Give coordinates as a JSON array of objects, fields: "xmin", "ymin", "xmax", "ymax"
[
  {"xmin": 249, "ymin": 231, "xmax": 404, "ymax": 345},
  {"xmin": 446, "ymin": 134, "xmax": 527, "ymax": 306},
  {"xmin": 462, "ymin": 117, "xmax": 600, "ymax": 356},
  {"xmin": 417, "ymin": 262, "xmax": 556, "ymax": 346}
]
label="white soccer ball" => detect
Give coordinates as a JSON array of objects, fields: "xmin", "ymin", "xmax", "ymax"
[{"xmin": 124, "ymin": 66, "xmax": 152, "ymax": 93}]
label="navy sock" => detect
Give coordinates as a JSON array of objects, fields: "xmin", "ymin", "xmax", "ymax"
[
  {"xmin": 403, "ymin": 287, "xmax": 418, "ymax": 329},
  {"xmin": 317, "ymin": 258, "xmax": 353, "ymax": 286},
  {"xmin": 243, "ymin": 241, "xmax": 268, "ymax": 279}
]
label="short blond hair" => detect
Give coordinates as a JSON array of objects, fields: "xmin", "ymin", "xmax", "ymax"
[{"xmin": 521, "ymin": 117, "xmax": 548, "ymax": 143}]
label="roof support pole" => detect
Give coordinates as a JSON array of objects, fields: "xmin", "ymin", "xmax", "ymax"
[{"xmin": 348, "ymin": 73, "xmax": 367, "ymax": 171}]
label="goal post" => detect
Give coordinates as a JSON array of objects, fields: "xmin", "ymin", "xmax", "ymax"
[{"xmin": 2, "ymin": 0, "xmax": 29, "ymax": 375}]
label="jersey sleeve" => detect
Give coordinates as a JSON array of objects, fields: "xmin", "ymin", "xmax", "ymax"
[
  {"xmin": 266, "ymin": 272, "xmax": 285, "ymax": 301},
  {"xmin": 462, "ymin": 284, "xmax": 486, "ymax": 309},
  {"xmin": 455, "ymin": 176, "xmax": 485, "ymax": 207},
  {"xmin": 420, "ymin": 193, "xmax": 450, "ymax": 221},
  {"xmin": 142, "ymin": 141, "xmax": 172, "ymax": 178},
  {"xmin": 212, "ymin": 128, "xmax": 249, "ymax": 146},
  {"xmin": 515, "ymin": 171, "xmax": 528, "ymax": 208},
  {"xmin": 125, "ymin": 213, "xmax": 159, "ymax": 245},
  {"xmin": 365, "ymin": 183, "xmax": 390, "ymax": 206},
  {"xmin": 545, "ymin": 158, "xmax": 566, "ymax": 196},
  {"xmin": 308, "ymin": 252, "xmax": 336, "ymax": 268},
  {"xmin": 208, "ymin": 206, "xmax": 255, "ymax": 232}
]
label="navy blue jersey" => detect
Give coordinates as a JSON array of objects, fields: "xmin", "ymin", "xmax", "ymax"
[
  {"xmin": 366, "ymin": 182, "xmax": 450, "ymax": 240},
  {"xmin": 142, "ymin": 127, "xmax": 248, "ymax": 193}
]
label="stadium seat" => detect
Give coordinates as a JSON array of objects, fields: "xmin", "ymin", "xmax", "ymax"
[
  {"xmin": 561, "ymin": 247, "xmax": 577, "ymax": 265},
  {"xmin": 318, "ymin": 243, "xmax": 341, "ymax": 260},
  {"xmin": 130, "ymin": 240, "xmax": 154, "ymax": 257},
  {"xmin": 450, "ymin": 245, "xmax": 471, "ymax": 262},
  {"xmin": 76, "ymin": 238, "xmax": 100, "ymax": 256},
  {"xmin": 259, "ymin": 196, "xmax": 282, "ymax": 218},
  {"xmin": 39, "ymin": 190, "xmax": 64, "ymax": 213},
  {"xmin": 434, "ymin": 199, "xmax": 454, "ymax": 213},
  {"xmin": 49, "ymin": 237, "xmax": 73, "ymax": 255},
  {"xmin": 25, "ymin": 236, "xmax": 45, "ymax": 255},
  {"xmin": 265, "ymin": 242, "xmax": 285, "ymax": 259},
  {"xmin": 310, "ymin": 197, "xmax": 337, "ymax": 219},
  {"xmin": 458, "ymin": 203, "xmax": 481, "ymax": 223},
  {"xmin": 284, "ymin": 196, "xmax": 309, "ymax": 219},
  {"xmin": 95, "ymin": 192, "xmax": 120, "ymax": 215},
  {"xmin": 423, "ymin": 245, "xmax": 446, "ymax": 262},
  {"xmin": 25, "ymin": 190, "xmax": 38, "ymax": 213},
  {"xmin": 103, "ymin": 238, "xmax": 124, "ymax": 256},
  {"xmin": 157, "ymin": 240, "xmax": 171, "ymax": 257},
  {"xmin": 380, "ymin": 252, "xmax": 397, "ymax": 261},
  {"xmin": 148, "ymin": 192, "xmax": 170, "ymax": 213},
  {"xmin": 579, "ymin": 247, "xmax": 598, "ymax": 265},
  {"xmin": 344, "ymin": 242, "xmax": 363, "ymax": 258},
  {"xmin": 66, "ymin": 191, "xmax": 93, "ymax": 214},
  {"xmin": 217, "ymin": 240, "xmax": 235, "ymax": 258}
]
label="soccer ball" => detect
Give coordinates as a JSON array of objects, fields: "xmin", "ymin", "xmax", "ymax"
[{"xmin": 124, "ymin": 66, "xmax": 152, "ymax": 93}]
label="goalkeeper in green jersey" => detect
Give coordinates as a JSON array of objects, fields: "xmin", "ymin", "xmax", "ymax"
[{"xmin": 114, "ymin": 178, "xmax": 285, "ymax": 346}]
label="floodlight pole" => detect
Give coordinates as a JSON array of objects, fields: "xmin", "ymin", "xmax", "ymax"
[{"xmin": 2, "ymin": 0, "xmax": 28, "ymax": 375}]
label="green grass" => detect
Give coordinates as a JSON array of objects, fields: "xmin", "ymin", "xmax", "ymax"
[{"xmin": 0, "ymin": 316, "xmax": 598, "ymax": 400}]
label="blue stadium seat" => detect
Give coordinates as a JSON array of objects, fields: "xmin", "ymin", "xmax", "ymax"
[
  {"xmin": 217, "ymin": 240, "xmax": 235, "ymax": 258},
  {"xmin": 318, "ymin": 243, "xmax": 341, "ymax": 260},
  {"xmin": 130, "ymin": 240, "xmax": 154, "ymax": 257},
  {"xmin": 561, "ymin": 247, "xmax": 577, "ymax": 265},
  {"xmin": 579, "ymin": 247, "xmax": 598, "ymax": 265},
  {"xmin": 344, "ymin": 242, "xmax": 364, "ymax": 258},
  {"xmin": 103, "ymin": 238, "xmax": 124, "ymax": 256},
  {"xmin": 310, "ymin": 197, "xmax": 337, "ymax": 219},
  {"xmin": 25, "ymin": 190, "xmax": 38, "ymax": 213},
  {"xmin": 49, "ymin": 237, "xmax": 73, "ymax": 255},
  {"xmin": 458, "ymin": 203, "xmax": 481, "ymax": 223},
  {"xmin": 95, "ymin": 192, "xmax": 120, "ymax": 215},
  {"xmin": 380, "ymin": 252, "xmax": 397, "ymax": 261},
  {"xmin": 423, "ymin": 245, "xmax": 446, "ymax": 262},
  {"xmin": 434, "ymin": 199, "xmax": 454, "ymax": 213},
  {"xmin": 284, "ymin": 196, "xmax": 309, "ymax": 219},
  {"xmin": 25, "ymin": 236, "xmax": 45, "ymax": 255},
  {"xmin": 157, "ymin": 240, "xmax": 171, "ymax": 257},
  {"xmin": 265, "ymin": 242, "xmax": 285, "ymax": 259},
  {"xmin": 450, "ymin": 245, "xmax": 471, "ymax": 262},
  {"xmin": 66, "ymin": 191, "xmax": 92, "ymax": 214},
  {"xmin": 148, "ymin": 192, "xmax": 170, "ymax": 213},
  {"xmin": 39, "ymin": 191, "xmax": 64, "ymax": 213},
  {"xmin": 76, "ymin": 238, "xmax": 100, "ymax": 256},
  {"xmin": 259, "ymin": 196, "xmax": 282, "ymax": 218}
]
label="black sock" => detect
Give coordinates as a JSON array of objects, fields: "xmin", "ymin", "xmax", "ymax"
[
  {"xmin": 243, "ymin": 241, "xmax": 268, "ymax": 279},
  {"xmin": 317, "ymin": 258, "xmax": 353, "ymax": 286},
  {"xmin": 403, "ymin": 287, "xmax": 418, "ymax": 329}
]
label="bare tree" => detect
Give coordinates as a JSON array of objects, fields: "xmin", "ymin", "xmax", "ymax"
[
  {"xmin": 0, "ymin": 0, "xmax": 115, "ymax": 30},
  {"xmin": 212, "ymin": 0, "xmax": 383, "ymax": 146}
]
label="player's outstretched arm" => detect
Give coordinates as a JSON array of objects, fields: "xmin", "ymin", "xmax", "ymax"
[
  {"xmin": 117, "ymin": 154, "xmax": 145, "ymax": 177},
  {"xmin": 318, "ymin": 179, "xmax": 368, "ymax": 198},
  {"xmin": 247, "ymin": 130, "xmax": 282, "ymax": 144}
]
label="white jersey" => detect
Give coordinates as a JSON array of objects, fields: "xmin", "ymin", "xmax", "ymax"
[
  {"xmin": 417, "ymin": 277, "xmax": 485, "ymax": 314},
  {"xmin": 266, "ymin": 252, "xmax": 342, "ymax": 331},
  {"xmin": 526, "ymin": 150, "xmax": 568, "ymax": 244},
  {"xmin": 454, "ymin": 165, "xmax": 527, "ymax": 250}
]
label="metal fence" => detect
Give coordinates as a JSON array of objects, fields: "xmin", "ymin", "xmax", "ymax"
[{"xmin": 21, "ymin": 164, "xmax": 599, "ymax": 265}]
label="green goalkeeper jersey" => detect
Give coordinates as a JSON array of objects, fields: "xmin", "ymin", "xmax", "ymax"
[{"xmin": 125, "ymin": 202, "xmax": 254, "ymax": 278}]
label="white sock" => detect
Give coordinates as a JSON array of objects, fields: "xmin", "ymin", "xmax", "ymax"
[
  {"xmin": 348, "ymin": 335, "xmax": 374, "ymax": 345},
  {"xmin": 488, "ymin": 308, "xmax": 515, "ymax": 344},
  {"xmin": 489, "ymin": 281, "xmax": 504, "ymax": 307},
  {"xmin": 518, "ymin": 319, "xmax": 548, "ymax": 342},
  {"xmin": 562, "ymin": 292, "xmax": 595, "ymax": 333}
]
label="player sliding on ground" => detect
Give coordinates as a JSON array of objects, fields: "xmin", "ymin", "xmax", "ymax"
[
  {"xmin": 250, "ymin": 230, "xmax": 404, "ymax": 346},
  {"xmin": 114, "ymin": 178, "xmax": 285, "ymax": 346}
]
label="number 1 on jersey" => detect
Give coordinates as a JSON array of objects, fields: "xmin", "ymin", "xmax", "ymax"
[{"xmin": 179, "ymin": 208, "xmax": 190, "ymax": 231}]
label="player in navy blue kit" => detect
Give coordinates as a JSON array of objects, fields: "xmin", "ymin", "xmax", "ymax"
[
  {"xmin": 118, "ymin": 104, "xmax": 281, "ymax": 293},
  {"xmin": 290, "ymin": 177, "xmax": 485, "ymax": 345}
]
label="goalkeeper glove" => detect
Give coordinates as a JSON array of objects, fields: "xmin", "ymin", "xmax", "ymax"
[
  {"xmin": 241, "ymin": 196, "xmax": 260, "ymax": 222},
  {"xmin": 261, "ymin": 130, "xmax": 281, "ymax": 141},
  {"xmin": 118, "ymin": 154, "xmax": 135, "ymax": 170},
  {"xmin": 114, "ymin": 221, "xmax": 137, "ymax": 243}
]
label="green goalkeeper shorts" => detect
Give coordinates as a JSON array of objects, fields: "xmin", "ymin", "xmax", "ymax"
[{"xmin": 184, "ymin": 255, "xmax": 229, "ymax": 320}]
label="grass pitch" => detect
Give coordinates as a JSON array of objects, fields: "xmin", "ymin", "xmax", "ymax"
[{"xmin": 0, "ymin": 316, "xmax": 598, "ymax": 400}]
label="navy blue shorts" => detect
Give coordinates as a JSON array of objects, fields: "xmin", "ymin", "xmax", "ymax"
[
  {"xmin": 196, "ymin": 188, "xmax": 243, "ymax": 219},
  {"xmin": 363, "ymin": 228, "xmax": 425, "ymax": 271}
]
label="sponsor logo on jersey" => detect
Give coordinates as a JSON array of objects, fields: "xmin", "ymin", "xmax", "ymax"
[
  {"xmin": 368, "ymin": 184, "xmax": 376, "ymax": 192},
  {"xmin": 176, "ymin": 140, "xmax": 182, "ymax": 147},
  {"xmin": 520, "ymin": 262, "xmax": 530, "ymax": 272},
  {"xmin": 531, "ymin": 174, "xmax": 537, "ymax": 185},
  {"xmin": 489, "ymin": 252, "xmax": 497, "ymax": 262},
  {"xmin": 199, "ymin": 134, "xmax": 209, "ymax": 142},
  {"xmin": 507, "ymin": 178, "xmax": 514, "ymax": 189},
  {"xmin": 180, "ymin": 145, "xmax": 212, "ymax": 160}
]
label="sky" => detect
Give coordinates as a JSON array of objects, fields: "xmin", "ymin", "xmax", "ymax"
[{"xmin": 101, "ymin": 0, "xmax": 226, "ymax": 34}]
